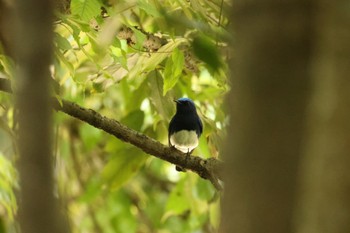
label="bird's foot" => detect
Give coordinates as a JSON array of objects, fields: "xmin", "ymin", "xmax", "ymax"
[
  {"xmin": 175, "ymin": 165, "xmax": 185, "ymax": 172},
  {"xmin": 175, "ymin": 150, "xmax": 191, "ymax": 172}
]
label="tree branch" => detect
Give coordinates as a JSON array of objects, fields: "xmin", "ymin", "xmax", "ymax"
[{"xmin": 0, "ymin": 78, "xmax": 223, "ymax": 190}]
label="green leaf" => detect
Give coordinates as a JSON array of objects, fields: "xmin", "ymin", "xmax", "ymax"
[
  {"xmin": 165, "ymin": 178, "xmax": 190, "ymax": 215},
  {"xmin": 209, "ymin": 200, "xmax": 221, "ymax": 229},
  {"xmin": 92, "ymin": 81, "xmax": 104, "ymax": 93},
  {"xmin": 172, "ymin": 48, "xmax": 185, "ymax": 76},
  {"xmin": 0, "ymin": 217, "xmax": 5, "ymax": 233},
  {"xmin": 71, "ymin": 0, "xmax": 101, "ymax": 21},
  {"xmin": 127, "ymin": 38, "xmax": 184, "ymax": 85},
  {"xmin": 140, "ymin": 38, "xmax": 186, "ymax": 72},
  {"xmin": 54, "ymin": 32, "xmax": 72, "ymax": 50},
  {"xmin": 55, "ymin": 49, "xmax": 75, "ymax": 76},
  {"xmin": 163, "ymin": 48, "xmax": 184, "ymax": 95},
  {"xmin": 195, "ymin": 178, "xmax": 215, "ymax": 201},
  {"xmin": 137, "ymin": 0, "xmax": 161, "ymax": 17},
  {"xmin": 80, "ymin": 124, "xmax": 102, "ymax": 151},
  {"xmin": 54, "ymin": 94, "xmax": 63, "ymax": 107},
  {"xmin": 78, "ymin": 177, "xmax": 102, "ymax": 202},
  {"xmin": 0, "ymin": 55, "xmax": 14, "ymax": 76},
  {"xmin": 0, "ymin": 153, "xmax": 18, "ymax": 221},
  {"xmin": 121, "ymin": 109, "xmax": 145, "ymax": 132},
  {"xmin": 192, "ymin": 35, "xmax": 221, "ymax": 72},
  {"xmin": 65, "ymin": 17, "xmax": 90, "ymax": 35},
  {"xmin": 131, "ymin": 27, "xmax": 147, "ymax": 50},
  {"xmin": 101, "ymin": 146, "xmax": 147, "ymax": 190},
  {"xmin": 148, "ymin": 72, "xmax": 175, "ymax": 120},
  {"xmin": 122, "ymin": 79, "xmax": 149, "ymax": 113}
]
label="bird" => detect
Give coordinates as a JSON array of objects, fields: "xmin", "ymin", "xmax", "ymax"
[{"xmin": 168, "ymin": 98, "xmax": 203, "ymax": 158}]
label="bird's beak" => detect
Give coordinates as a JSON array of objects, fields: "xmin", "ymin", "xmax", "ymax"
[{"xmin": 173, "ymin": 99, "xmax": 179, "ymax": 104}]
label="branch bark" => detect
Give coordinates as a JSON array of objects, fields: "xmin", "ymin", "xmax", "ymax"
[{"xmin": 0, "ymin": 78, "xmax": 223, "ymax": 190}]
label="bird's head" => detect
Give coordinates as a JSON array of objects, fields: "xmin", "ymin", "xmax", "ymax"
[{"xmin": 174, "ymin": 98, "xmax": 197, "ymax": 114}]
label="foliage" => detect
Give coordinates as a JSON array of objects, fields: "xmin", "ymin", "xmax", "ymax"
[{"xmin": 0, "ymin": 0, "xmax": 230, "ymax": 232}]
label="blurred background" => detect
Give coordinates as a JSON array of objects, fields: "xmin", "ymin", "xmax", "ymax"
[
  {"xmin": 0, "ymin": 0, "xmax": 229, "ymax": 232},
  {"xmin": 1, "ymin": 0, "xmax": 350, "ymax": 233}
]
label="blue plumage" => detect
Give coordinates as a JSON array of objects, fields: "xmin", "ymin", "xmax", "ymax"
[{"xmin": 168, "ymin": 98, "xmax": 203, "ymax": 153}]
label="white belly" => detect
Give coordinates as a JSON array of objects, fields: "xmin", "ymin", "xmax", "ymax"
[{"xmin": 170, "ymin": 130, "xmax": 199, "ymax": 153}]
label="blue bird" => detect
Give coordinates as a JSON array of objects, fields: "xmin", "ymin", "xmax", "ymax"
[{"xmin": 168, "ymin": 98, "xmax": 203, "ymax": 155}]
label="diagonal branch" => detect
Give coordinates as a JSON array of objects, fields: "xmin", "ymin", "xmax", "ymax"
[{"xmin": 0, "ymin": 78, "xmax": 223, "ymax": 190}]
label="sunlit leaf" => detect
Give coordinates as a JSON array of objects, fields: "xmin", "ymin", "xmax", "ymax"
[
  {"xmin": 138, "ymin": 0, "xmax": 161, "ymax": 17},
  {"xmin": 163, "ymin": 48, "xmax": 184, "ymax": 96},
  {"xmin": 140, "ymin": 38, "xmax": 186, "ymax": 72},
  {"xmin": 71, "ymin": 0, "xmax": 101, "ymax": 21},
  {"xmin": 0, "ymin": 55, "xmax": 14, "ymax": 75},
  {"xmin": 0, "ymin": 153, "xmax": 18, "ymax": 221}
]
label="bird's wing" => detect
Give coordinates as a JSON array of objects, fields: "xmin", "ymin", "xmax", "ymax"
[
  {"xmin": 197, "ymin": 115, "xmax": 203, "ymax": 136},
  {"xmin": 168, "ymin": 117, "xmax": 175, "ymax": 146}
]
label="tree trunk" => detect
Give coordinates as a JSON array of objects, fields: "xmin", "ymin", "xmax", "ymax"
[
  {"xmin": 296, "ymin": 1, "xmax": 350, "ymax": 232},
  {"xmin": 14, "ymin": 0, "xmax": 69, "ymax": 232},
  {"xmin": 222, "ymin": 1, "xmax": 314, "ymax": 232}
]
